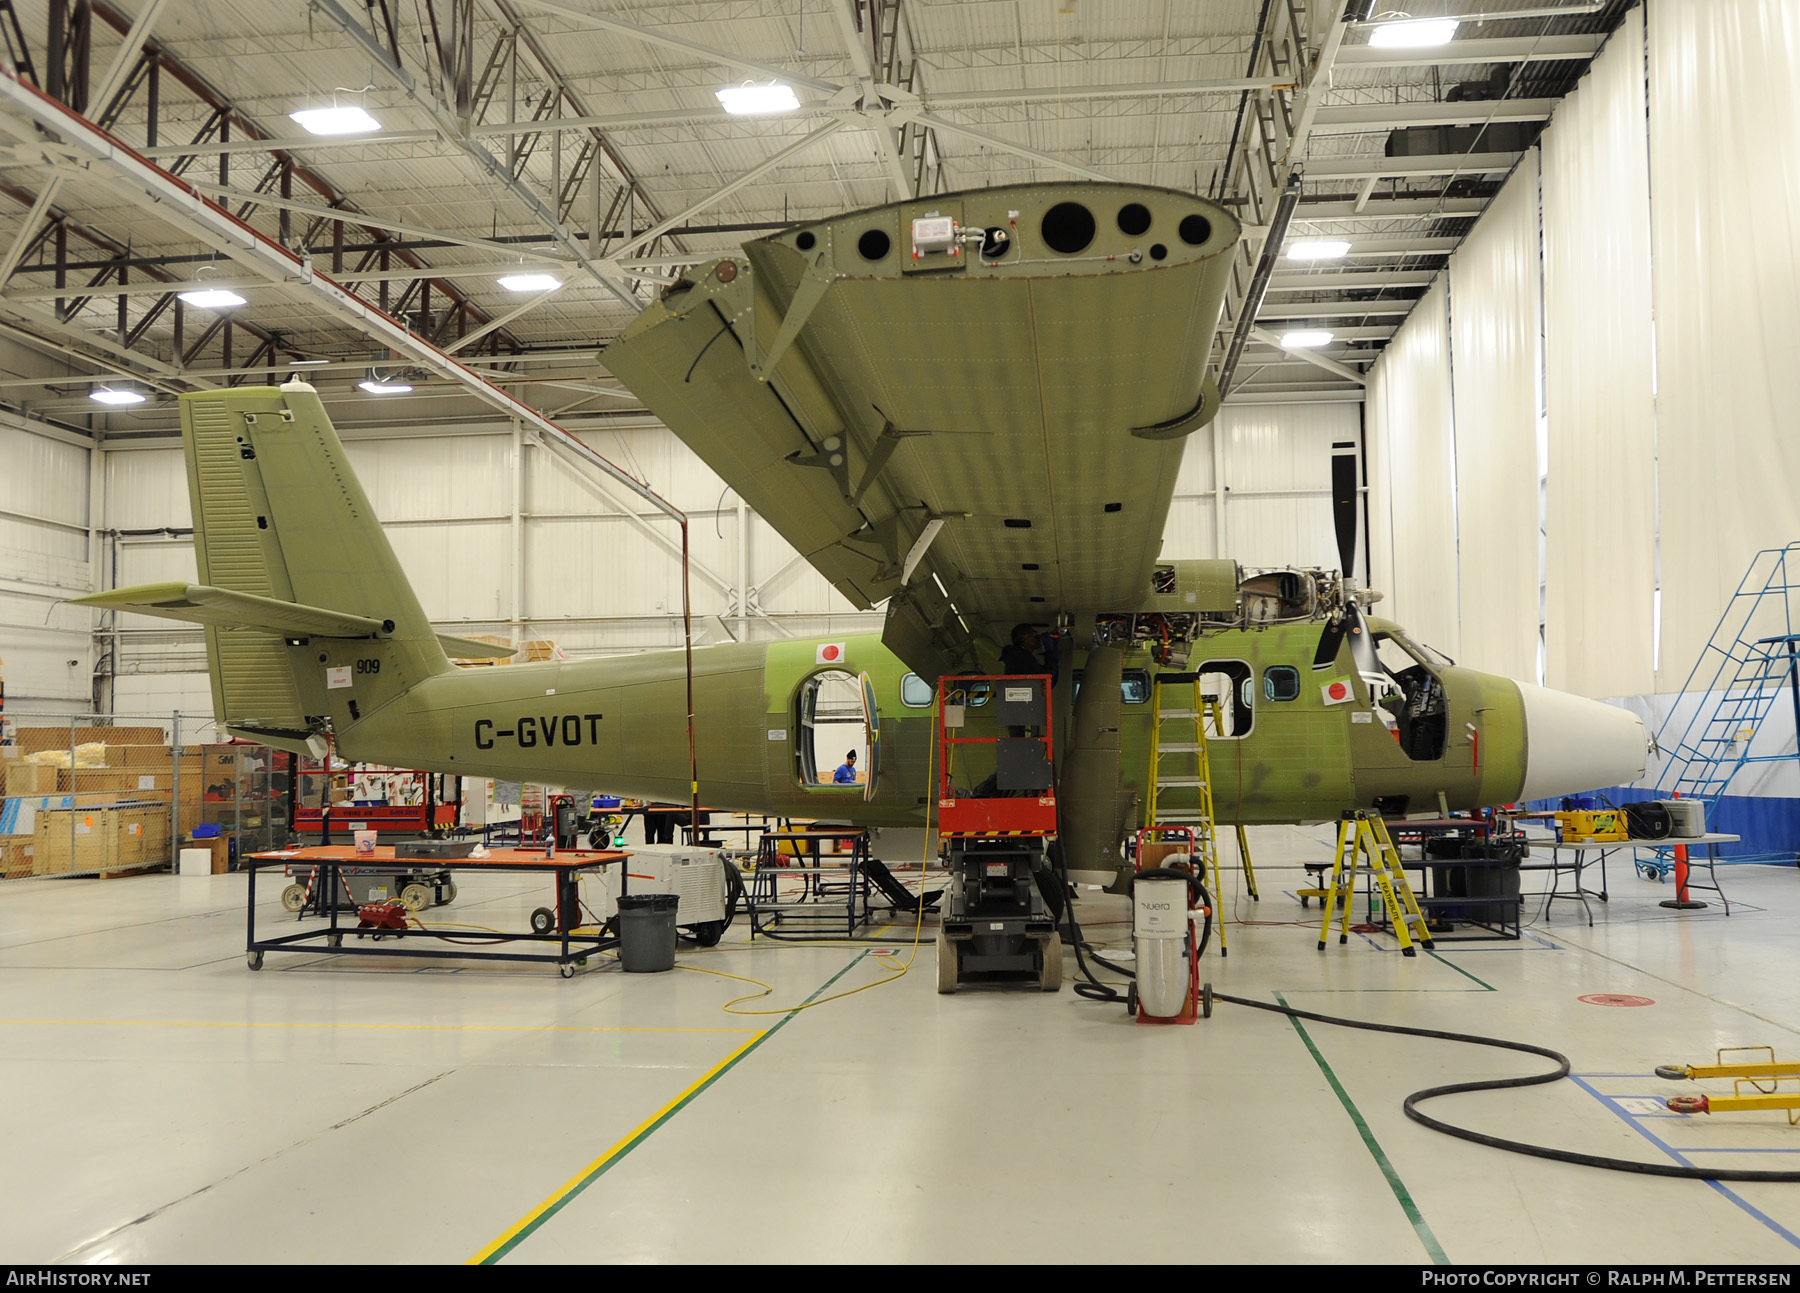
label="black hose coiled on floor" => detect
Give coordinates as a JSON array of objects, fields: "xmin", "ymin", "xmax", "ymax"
[{"xmin": 1217, "ymin": 992, "xmax": 1800, "ymax": 1182}]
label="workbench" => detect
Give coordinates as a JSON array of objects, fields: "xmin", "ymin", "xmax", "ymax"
[{"xmin": 244, "ymin": 845, "xmax": 627, "ymax": 976}]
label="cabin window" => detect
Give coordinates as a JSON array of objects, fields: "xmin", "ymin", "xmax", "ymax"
[
  {"xmin": 901, "ymin": 673, "xmax": 934, "ymax": 708},
  {"xmin": 1264, "ymin": 665, "xmax": 1301, "ymax": 702},
  {"xmin": 795, "ymin": 669, "xmax": 865, "ymax": 786},
  {"xmin": 1068, "ymin": 669, "xmax": 1152, "ymax": 704},
  {"xmin": 942, "ymin": 679, "xmax": 992, "ymax": 707},
  {"xmin": 1196, "ymin": 660, "xmax": 1253, "ymax": 739}
]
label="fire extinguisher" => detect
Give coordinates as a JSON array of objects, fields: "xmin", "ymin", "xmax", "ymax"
[{"xmin": 1129, "ymin": 865, "xmax": 1213, "ymax": 1024}]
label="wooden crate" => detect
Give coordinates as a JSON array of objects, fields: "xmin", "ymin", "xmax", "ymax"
[{"xmin": 32, "ymin": 806, "xmax": 171, "ymax": 876}]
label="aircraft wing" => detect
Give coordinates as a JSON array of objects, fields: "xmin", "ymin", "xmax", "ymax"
[{"xmin": 602, "ymin": 182, "xmax": 1238, "ymax": 677}]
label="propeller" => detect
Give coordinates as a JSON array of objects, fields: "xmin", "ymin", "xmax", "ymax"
[{"xmin": 1313, "ymin": 448, "xmax": 1366, "ymax": 673}]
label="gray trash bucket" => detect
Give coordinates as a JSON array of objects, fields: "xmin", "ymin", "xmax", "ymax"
[{"xmin": 616, "ymin": 893, "xmax": 680, "ymax": 972}]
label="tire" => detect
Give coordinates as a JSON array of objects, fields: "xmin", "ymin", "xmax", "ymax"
[
  {"xmin": 326, "ymin": 932, "xmax": 343, "ymax": 948},
  {"xmin": 436, "ymin": 881, "xmax": 458, "ymax": 906},
  {"xmin": 1039, "ymin": 934, "xmax": 1063, "ymax": 992},
  {"xmin": 1201, "ymin": 982, "xmax": 1214, "ymax": 1019},
  {"xmin": 400, "ymin": 883, "xmax": 431, "ymax": 912},
  {"xmin": 690, "ymin": 920, "xmax": 725, "ymax": 948},
  {"xmin": 530, "ymin": 907, "xmax": 556, "ymax": 935},
  {"xmin": 280, "ymin": 884, "xmax": 306, "ymax": 913},
  {"xmin": 1127, "ymin": 982, "xmax": 1138, "ymax": 1017},
  {"xmin": 559, "ymin": 961, "xmax": 576, "ymax": 979},
  {"xmin": 935, "ymin": 927, "xmax": 958, "ymax": 994},
  {"xmin": 246, "ymin": 950, "xmax": 264, "ymax": 971},
  {"xmin": 588, "ymin": 830, "xmax": 607, "ymax": 850}
]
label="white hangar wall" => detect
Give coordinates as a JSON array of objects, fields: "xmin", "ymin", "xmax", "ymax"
[{"xmin": 1365, "ymin": 0, "xmax": 1800, "ymax": 836}]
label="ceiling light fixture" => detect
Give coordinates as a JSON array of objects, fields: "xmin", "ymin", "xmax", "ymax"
[
  {"xmin": 89, "ymin": 387, "xmax": 146, "ymax": 405},
  {"xmin": 288, "ymin": 358, "xmax": 331, "ymax": 366},
  {"xmin": 358, "ymin": 380, "xmax": 413, "ymax": 394},
  {"xmin": 1280, "ymin": 330, "xmax": 1335, "ymax": 349},
  {"xmin": 715, "ymin": 83, "xmax": 800, "ymax": 115},
  {"xmin": 177, "ymin": 288, "xmax": 246, "ymax": 308},
  {"xmin": 1286, "ymin": 240, "xmax": 1352, "ymax": 261},
  {"xmin": 1366, "ymin": 17, "xmax": 1459, "ymax": 48},
  {"xmin": 290, "ymin": 105, "xmax": 382, "ymax": 135},
  {"xmin": 497, "ymin": 273, "xmax": 562, "ymax": 292}
]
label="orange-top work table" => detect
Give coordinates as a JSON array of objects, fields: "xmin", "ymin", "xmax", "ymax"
[{"xmin": 244, "ymin": 845, "xmax": 628, "ymax": 977}]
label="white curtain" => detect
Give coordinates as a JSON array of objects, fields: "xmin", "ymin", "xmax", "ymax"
[
  {"xmin": 1540, "ymin": 6, "xmax": 1656, "ymax": 699},
  {"xmin": 1648, "ymin": 0, "xmax": 1800, "ymax": 691},
  {"xmin": 1366, "ymin": 277, "xmax": 1459, "ymax": 658},
  {"xmin": 1448, "ymin": 150, "xmax": 1542, "ymax": 683}
]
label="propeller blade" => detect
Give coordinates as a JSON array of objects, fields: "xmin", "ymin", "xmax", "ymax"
[
  {"xmin": 1312, "ymin": 617, "xmax": 1347, "ymax": 671},
  {"xmin": 1331, "ymin": 450, "xmax": 1358, "ymax": 579},
  {"xmin": 1346, "ymin": 602, "xmax": 1384, "ymax": 687}
]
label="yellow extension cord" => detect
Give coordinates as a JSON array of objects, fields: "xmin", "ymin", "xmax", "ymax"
[{"xmin": 675, "ymin": 732, "xmax": 938, "ymax": 1016}]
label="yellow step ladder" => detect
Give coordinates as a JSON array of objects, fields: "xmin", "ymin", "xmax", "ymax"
[
  {"xmin": 1317, "ymin": 810, "xmax": 1433, "ymax": 957},
  {"xmin": 1147, "ymin": 676, "xmax": 1229, "ymax": 956}
]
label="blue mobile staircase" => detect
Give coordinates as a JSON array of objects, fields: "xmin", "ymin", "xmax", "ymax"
[{"xmin": 1648, "ymin": 543, "xmax": 1800, "ymax": 868}]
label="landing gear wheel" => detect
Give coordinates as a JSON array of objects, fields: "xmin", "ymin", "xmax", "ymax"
[
  {"xmin": 1039, "ymin": 934, "xmax": 1063, "ymax": 992},
  {"xmin": 530, "ymin": 907, "xmax": 556, "ymax": 935},
  {"xmin": 401, "ymin": 883, "xmax": 431, "ymax": 912},
  {"xmin": 246, "ymin": 950, "xmax": 264, "ymax": 970},
  {"xmin": 1201, "ymin": 982, "xmax": 1214, "ymax": 1019},
  {"xmin": 935, "ymin": 928, "xmax": 958, "ymax": 994},
  {"xmin": 559, "ymin": 961, "xmax": 577, "ymax": 979},
  {"xmin": 690, "ymin": 920, "xmax": 725, "ymax": 948},
  {"xmin": 280, "ymin": 884, "xmax": 306, "ymax": 913}
]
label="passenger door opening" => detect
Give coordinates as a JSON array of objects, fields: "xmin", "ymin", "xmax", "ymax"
[{"xmin": 795, "ymin": 669, "xmax": 879, "ymax": 793}]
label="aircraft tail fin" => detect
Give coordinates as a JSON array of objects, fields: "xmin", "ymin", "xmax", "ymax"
[{"xmin": 75, "ymin": 382, "xmax": 454, "ymax": 752}]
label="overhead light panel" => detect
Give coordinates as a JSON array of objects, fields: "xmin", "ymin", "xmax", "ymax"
[
  {"xmin": 290, "ymin": 105, "xmax": 382, "ymax": 135},
  {"xmin": 1286, "ymin": 240, "xmax": 1352, "ymax": 261},
  {"xmin": 358, "ymin": 380, "xmax": 412, "ymax": 395},
  {"xmin": 497, "ymin": 273, "xmax": 562, "ymax": 292},
  {"xmin": 177, "ymin": 288, "xmax": 246, "ymax": 308},
  {"xmin": 1280, "ymin": 330, "xmax": 1335, "ymax": 349},
  {"xmin": 89, "ymin": 387, "xmax": 146, "ymax": 405},
  {"xmin": 1366, "ymin": 18, "xmax": 1459, "ymax": 48},
  {"xmin": 715, "ymin": 84, "xmax": 800, "ymax": 115}
]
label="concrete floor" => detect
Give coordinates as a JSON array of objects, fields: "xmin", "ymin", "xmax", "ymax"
[{"xmin": 3, "ymin": 825, "xmax": 1799, "ymax": 1265}]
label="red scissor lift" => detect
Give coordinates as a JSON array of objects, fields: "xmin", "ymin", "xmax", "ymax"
[{"xmin": 934, "ymin": 674, "xmax": 1064, "ymax": 993}]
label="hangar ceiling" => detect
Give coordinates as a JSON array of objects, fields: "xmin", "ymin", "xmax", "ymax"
[{"xmin": 0, "ymin": 0, "xmax": 1629, "ymax": 440}]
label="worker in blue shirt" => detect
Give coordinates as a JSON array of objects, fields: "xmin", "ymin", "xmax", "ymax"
[{"xmin": 832, "ymin": 750, "xmax": 859, "ymax": 784}]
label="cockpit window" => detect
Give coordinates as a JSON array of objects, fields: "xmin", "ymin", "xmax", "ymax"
[{"xmin": 1372, "ymin": 634, "xmax": 1447, "ymax": 762}]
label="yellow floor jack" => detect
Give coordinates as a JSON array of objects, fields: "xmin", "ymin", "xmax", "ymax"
[{"xmin": 1659, "ymin": 1047, "xmax": 1800, "ymax": 1121}]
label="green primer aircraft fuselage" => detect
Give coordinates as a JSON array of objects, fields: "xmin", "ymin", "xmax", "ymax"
[{"xmin": 326, "ymin": 625, "xmax": 1528, "ymax": 828}]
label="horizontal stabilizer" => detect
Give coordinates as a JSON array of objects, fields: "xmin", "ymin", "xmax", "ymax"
[
  {"xmin": 439, "ymin": 634, "xmax": 517, "ymax": 659},
  {"xmin": 74, "ymin": 582, "xmax": 392, "ymax": 639}
]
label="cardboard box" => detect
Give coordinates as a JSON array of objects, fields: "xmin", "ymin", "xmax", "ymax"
[
  {"xmin": 5, "ymin": 764, "xmax": 58, "ymax": 796},
  {"xmin": 185, "ymin": 834, "xmax": 230, "ymax": 874},
  {"xmin": 1, "ymin": 840, "xmax": 33, "ymax": 879}
]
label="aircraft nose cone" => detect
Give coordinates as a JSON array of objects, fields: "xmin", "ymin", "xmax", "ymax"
[{"xmin": 1517, "ymin": 683, "xmax": 1648, "ymax": 801}]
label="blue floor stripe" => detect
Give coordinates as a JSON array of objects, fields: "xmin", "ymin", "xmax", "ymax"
[{"xmin": 1570, "ymin": 1075, "xmax": 1800, "ymax": 1251}]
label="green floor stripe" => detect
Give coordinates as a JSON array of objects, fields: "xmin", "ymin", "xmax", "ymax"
[
  {"xmin": 1426, "ymin": 948, "xmax": 1496, "ymax": 991},
  {"xmin": 483, "ymin": 951, "xmax": 868, "ymax": 1264},
  {"xmin": 1275, "ymin": 990, "xmax": 1450, "ymax": 1266}
]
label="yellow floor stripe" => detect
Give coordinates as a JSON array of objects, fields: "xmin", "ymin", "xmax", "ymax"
[
  {"xmin": 0, "ymin": 1018, "xmax": 754, "ymax": 1034},
  {"xmin": 467, "ymin": 1030, "xmax": 765, "ymax": 1265}
]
